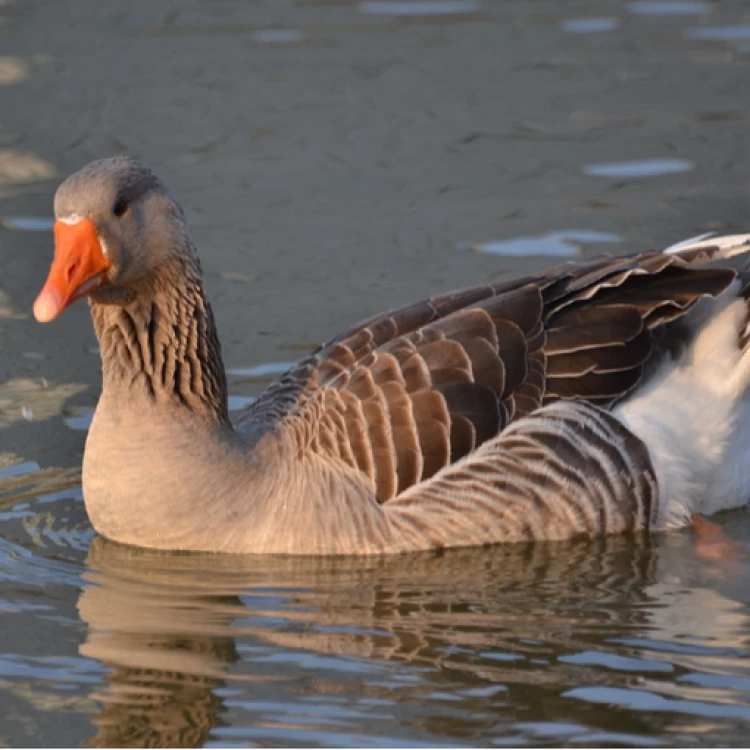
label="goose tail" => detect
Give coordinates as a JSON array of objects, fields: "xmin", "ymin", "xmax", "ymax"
[
  {"xmin": 663, "ymin": 232, "xmax": 750, "ymax": 261},
  {"xmin": 614, "ymin": 276, "xmax": 750, "ymax": 527}
]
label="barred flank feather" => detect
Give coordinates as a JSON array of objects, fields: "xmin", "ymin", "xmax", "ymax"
[{"xmin": 386, "ymin": 401, "xmax": 658, "ymax": 551}]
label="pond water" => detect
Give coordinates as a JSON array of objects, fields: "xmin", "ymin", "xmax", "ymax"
[{"xmin": 2, "ymin": 0, "xmax": 750, "ymax": 746}]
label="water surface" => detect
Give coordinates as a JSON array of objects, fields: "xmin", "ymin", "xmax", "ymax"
[{"xmin": 3, "ymin": 470, "xmax": 750, "ymax": 748}]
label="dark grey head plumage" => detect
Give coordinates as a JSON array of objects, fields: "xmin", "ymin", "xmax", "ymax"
[{"xmin": 54, "ymin": 156, "xmax": 178, "ymax": 222}]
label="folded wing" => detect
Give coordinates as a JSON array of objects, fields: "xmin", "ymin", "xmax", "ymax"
[{"xmin": 240, "ymin": 235, "xmax": 748, "ymax": 503}]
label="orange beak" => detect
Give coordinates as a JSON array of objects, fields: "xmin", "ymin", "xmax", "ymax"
[{"xmin": 33, "ymin": 219, "xmax": 111, "ymax": 323}]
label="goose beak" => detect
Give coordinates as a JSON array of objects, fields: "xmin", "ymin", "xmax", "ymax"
[{"xmin": 33, "ymin": 219, "xmax": 111, "ymax": 323}]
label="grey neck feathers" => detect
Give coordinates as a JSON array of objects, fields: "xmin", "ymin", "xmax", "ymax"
[{"xmin": 90, "ymin": 255, "xmax": 230, "ymax": 426}]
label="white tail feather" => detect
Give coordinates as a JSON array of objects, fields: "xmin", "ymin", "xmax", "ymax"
[{"xmin": 663, "ymin": 232, "xmax": 750, "ymax": 258}]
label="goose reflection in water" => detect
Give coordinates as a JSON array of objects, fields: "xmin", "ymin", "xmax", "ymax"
[
  {"xmin": 79, "ymin": 542, "xmax": 241, "ymax": 747},
  {"xmin": 77, "ymin": 528, "xmax": 750, "ymax": 748}
]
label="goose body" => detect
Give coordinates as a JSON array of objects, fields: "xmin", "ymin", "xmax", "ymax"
[{"xmin": 33, "ymin": 157, "xmax": 750, "ymax": 554}]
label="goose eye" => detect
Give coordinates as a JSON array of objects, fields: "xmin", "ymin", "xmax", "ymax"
[{"xmin": 113, "ymin": 199, "xmax": 128, "ymax": 218}]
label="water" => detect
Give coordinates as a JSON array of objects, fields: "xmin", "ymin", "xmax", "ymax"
[
  {"xmin": 583, "ymin": 158, "xmax": 695, "ymax": 178},
  {"xmin": 0, "ymin": 216, "xmax": 54, "ymax": 232},
  {"xmin": 3, "ymin": 0, "xmax": 750, "ymax": 746},
  {"xmin": 226, "ymin": 363, "xmax": 295, "ymax": 379},
  {"xmin": 627, "ymin": 2, "xmax": 714, "ymax": 15},
  {"xmin": 685, "ymin": 26, "xmax": 750, "ymax": 42},
  {"xmin": 2, "ymin": 484, "xmax": 750, "ymax": 746},
  {"xmin": 358, "ymin": 1, "xmax": 481, "ymax": 16},
  {"xmin": 466, "ymin": 230, "xmax": 621, "ymax": 257},
  {"xmin": 561, "ymin": 18, "xmax": 619, "ymax": 34}
]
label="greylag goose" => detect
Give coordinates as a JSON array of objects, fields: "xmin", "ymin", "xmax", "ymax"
[{"xmin": 33, "ymin": 157, "xmax": 750, "ymax": 555}]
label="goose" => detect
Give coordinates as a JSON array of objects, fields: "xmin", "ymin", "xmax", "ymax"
[{"xmin": 32, "ymin": 156, "xmax": 750, "ymax": 555}]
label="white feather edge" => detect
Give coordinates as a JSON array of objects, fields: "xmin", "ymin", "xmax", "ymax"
[{"xmin": 663, "ymin": 231, "xmax": 750, "ymax": 258}]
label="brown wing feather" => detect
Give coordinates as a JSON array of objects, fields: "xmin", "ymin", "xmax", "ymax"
[
  {"xmin": 539, "ymin": 256, "xmax": 733, "ymax": 404},
  {"xmin": 239, "ymin": 241, "xmax": 739, "ymax": 502},
  {"xmin": 318, "ymin": 291, "xmax": 542, "ymax": 501}
]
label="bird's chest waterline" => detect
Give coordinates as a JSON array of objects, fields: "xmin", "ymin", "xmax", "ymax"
[{"xmin": 81, "ymin": 400, "xmax": 258, "ymax": 549}]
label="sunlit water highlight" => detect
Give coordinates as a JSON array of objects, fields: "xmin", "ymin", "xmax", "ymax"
[
  {"xmin": 358, "ymin": 1, "xmax": 481, "ymax": 15},
  {"xmin": 561, "ymin": 18, "xmax": 619, "ymax": 34},
  {"xmin": 583, "ymin": 158, "xmax": 695, "ymax": 178},
  {"xmin": 466, "ymin": 230, "xmax": 621, "ymax": 257},
  {"xmin": 627, "ymin": 1, "xmax": 713, "ymax": 15}
]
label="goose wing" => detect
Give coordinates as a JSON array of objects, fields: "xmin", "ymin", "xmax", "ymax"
[{"xmin": 239, "ymin": 235, "xmax": 750, "ymax": 503}]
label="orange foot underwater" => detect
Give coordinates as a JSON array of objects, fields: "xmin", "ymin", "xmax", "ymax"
[{"xmin": 690, "ymin": 514, "xmax": 744, "ymax": 564}]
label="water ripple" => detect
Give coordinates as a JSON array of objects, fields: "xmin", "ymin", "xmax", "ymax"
[
  {"xmin": 562, "ymin": 18, "xmax": 619, "ymax": 33},
  {"xmin": 564, "ymin": 685, "xmax": 750, "ymax": 720},
  {"xmin": 358, "ymin": 1, "xmax": 480, "ymax": 16},
  {"xmin": 583, "ymin": 158, "xmax": 694, "ymax": 178},
  {"xmin": 628, "ymin": 1, "xmax": 713, "ymax": 14}
]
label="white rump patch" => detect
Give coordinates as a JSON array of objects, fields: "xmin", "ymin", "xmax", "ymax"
[{"xmin": 615, "ymin": 292, "xmax": 750, "ymax": 527}]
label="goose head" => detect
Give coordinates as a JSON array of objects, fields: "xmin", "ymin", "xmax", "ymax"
[{"xmin": 34, "ymin": 156, "xmax": 189, "ymax": 322}]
